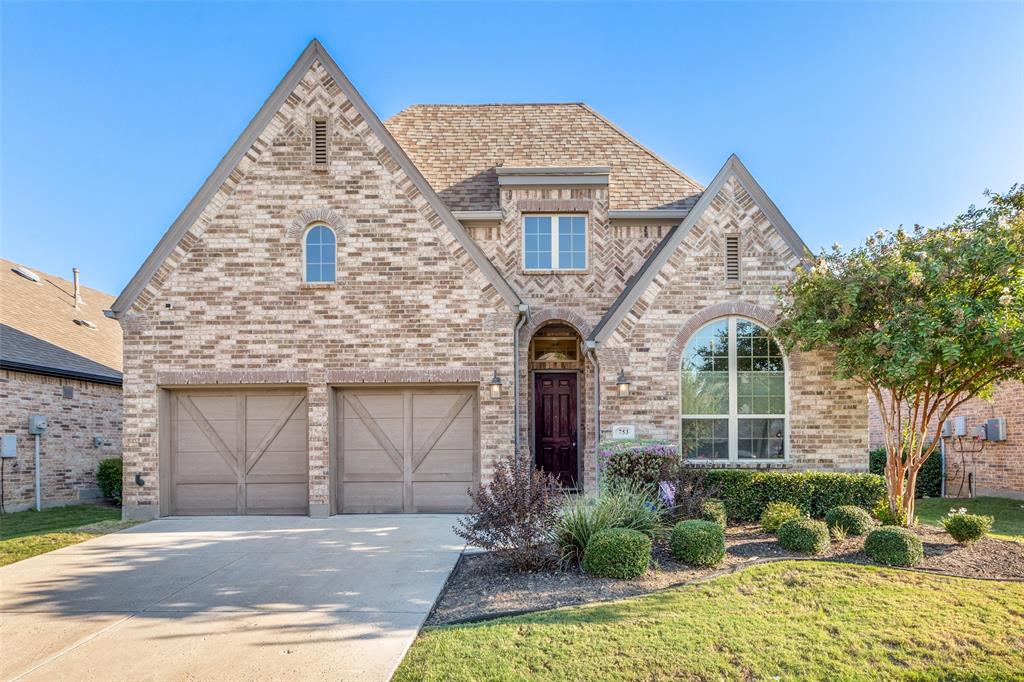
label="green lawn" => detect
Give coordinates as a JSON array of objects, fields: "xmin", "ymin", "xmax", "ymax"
[
  {"xmin": 915, "ymin": 496, "xmax": 1024, "ymax": 539},
  {"xmin": 0, "ymin": 504, "xmax": 127, "ymax": 567},
  {"xmin": 396, "ymin": 561, "xmax": 1024, "ymax": 682}
]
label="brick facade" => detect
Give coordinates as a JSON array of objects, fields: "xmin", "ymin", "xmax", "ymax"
[
  {"xmin": 868, "ymin": 382, "xmax": 1024, "ymax": 497},
  {"xmin": 118, "ymin": 60, "xmax": 516, "ymax": 519},
  {"xmin": 0, "ymin": 369, "xmax": 122, "ymax": 511},
  {"xmin": 117, "ymin": 45, "xmax": 868, "ymax": 518}
]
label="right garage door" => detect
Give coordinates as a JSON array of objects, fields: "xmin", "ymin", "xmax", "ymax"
[{"xmin": 336, "ymin": 386, "xmax": 478, "ymax": 513}]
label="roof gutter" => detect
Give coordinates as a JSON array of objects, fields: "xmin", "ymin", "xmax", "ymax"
[{"xmin": 0, "ymin": 360, "xmax": 123, "ymax": 386}]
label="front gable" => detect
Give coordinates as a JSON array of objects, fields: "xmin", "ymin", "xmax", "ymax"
[
  {"xmin": 111, "ymin": 40, "xmax": 519, "ymax": 319},
  {"xmin": 590, "ymin": 155, "xmax": 811, "ymax": 346}
]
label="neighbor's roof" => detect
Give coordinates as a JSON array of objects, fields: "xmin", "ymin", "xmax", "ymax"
[
  {"xmin": 385, "ymin": 103, "xmax": 704, "ymax": 212},
  {"xmin": 0, "ymin": 259, "xmax": 122, "ymax": 384}
]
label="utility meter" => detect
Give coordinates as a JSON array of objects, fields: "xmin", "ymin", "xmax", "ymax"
[
  {"xmin": 1, "ymin": 435, "xmax": 16, "ymax": 458},
  {"xmin": 28, "ymin": 415, "xmax": 48, "ymax": 434}
]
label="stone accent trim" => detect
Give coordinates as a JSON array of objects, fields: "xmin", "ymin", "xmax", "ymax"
[
  {"xmin": 664, "ymin": 301, "xmax": 802, "ymax": 371},
  {"xmin": 326, "ymin": 368, "xmax": 482, "ymax": 384},
  {"xmin": 520, "ymin": 308, "xmax": 595, "ymax": 342},
  {"xmin": 287, "ymin": 207, "xmax": 347, "ymax": 239},
  {"xmin": 156, "ymin": 370, "xmax": 309, "ymax": 386},
  {"xmin": 516, "ymin": 199, "xmax": 594, "ymax": 213}
]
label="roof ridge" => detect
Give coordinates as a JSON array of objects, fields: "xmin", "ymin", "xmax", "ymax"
[
  {"xmin": 577, "ymin": 103, "xmax": 704, "ymax": 191},
  {"xmin": 400, "ymin": 102, "xmax": 586, "ymax": 108}
]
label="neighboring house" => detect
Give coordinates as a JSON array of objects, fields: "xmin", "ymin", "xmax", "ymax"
[
  {"xmin": 110, "ymin": 40, "xmax": 867, "ymax": 520},
  {"xmin": 0, "ymin": 260, "xmax": 123, "ymax": 511},
  {"xmin": 869, "ymin": 386, "xmax": 1024, "ymax": 499}
]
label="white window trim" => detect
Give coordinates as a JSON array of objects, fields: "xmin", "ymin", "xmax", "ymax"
[
  {"xmin": 302, "ymin": 223, "xmax": 337, "ymax": 284},
  {"xmin": 679, "ymin": 316, "xmax": 790, "ymax": 463},
  {"xmin": 521, "ymin": 214, "xmax": 589, "ymax": 272}
]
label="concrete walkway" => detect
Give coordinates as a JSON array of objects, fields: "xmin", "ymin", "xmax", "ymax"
[{"xmin": 0, "ymin": 515, "xmax": 465, "ymax": 681}]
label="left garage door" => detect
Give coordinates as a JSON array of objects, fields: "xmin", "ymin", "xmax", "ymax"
[{"xmin": 169, "ymin": 389, "xmax": 308, "ymax": 515}]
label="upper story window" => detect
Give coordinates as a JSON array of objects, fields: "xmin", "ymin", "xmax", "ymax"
[
  {"xmin": 679, "ymin": 317, "xmax": 787, "ymax": 462},
  {"xmin": 304, "ymin": 224, "xmax": 336, "ymax": 283},
  {"xmin": 523, "ymin": 215, "xmax": 587, "ymax": 271}
]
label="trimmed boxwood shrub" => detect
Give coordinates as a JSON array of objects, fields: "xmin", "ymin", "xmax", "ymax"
[
  {"xmin": 941, "ymin": 513, "xmax": 994, "ymax": 544},
  {"xmin": 777, "ymin": 517, "xmax": 831, "ymax": 554},
  {"xmin": 96, "ymin": 458, "xmax": 123, "ymax": 505},
  {"xmin": 869, "ymin": 447, "xmax": 942, "ymax": 499},
  {"xmin": 698, "ymin": 498, "xmax": 727, "ymax": 528},
  {"xmin": 704, "ymin": 469, "xmax": 885, "ymax": 521},
  {"xmin": 825, "ymin": 505, "xmax": 874, "ymax": 536},
  {"xmin": 760, "ymin": 501, "xmax": 803, "ymax": 533},
  {"xmin": 582, "ymin": 527, "xmax": 652, "ymax": 579},
  {"xmin": 669, "ymin": 520, "xmax": 726, "ymax": 567},
  {"xmin": 864, "ymin": 526, "xmax": 924, "ymax": 566}
]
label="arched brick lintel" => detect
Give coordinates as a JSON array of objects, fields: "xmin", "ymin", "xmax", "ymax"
[
  {"xmin": 520, "ymin": 308, "xmax": 594, "ymax": 344},
  {"xmin": 287, "ymin": 207, "xmax": 347, "ymax": 239},
  {"xmin": 664, "ymin": 301, "xmax": 802, "ymax": 371}
]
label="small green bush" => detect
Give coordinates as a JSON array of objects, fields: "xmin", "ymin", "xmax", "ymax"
[
  {"xmin": 825, "ymin": 505, "xmax": 874, "ymax": 536},
  {"xmin": 96, "ymin": 458, "xmax": 123, "ymax": 505},
  {"xmin": 777, "ymin": 517, "xmax": 831, "ymax": 554},
  {"xmin": 582, "ymin": 527, "xmax": 652, "ymax": 579},
  {"xmin": 761, "ymin": 501, "xmax": 803, "ymax": 533},
  {"xmin": 941, "ymin": 511, "xmax": 994, "ymax": 544},
  {"xmin": 698, "ymin": 498, "xmax": 727, "ymax": 528},
  {"xmin": 864, "ymin": 526, "xmax": 924, "ymax": 566},
  {"xmin": 669, "ymin": 520, "xmax": 726, "ymax": 567},
  {"xmin": 872, "ymin": 499, "xmax": 909, "ymax": 527},
  {"xmin": 869, "ymin": 446, "xmax": 942, "ymax": 498}
]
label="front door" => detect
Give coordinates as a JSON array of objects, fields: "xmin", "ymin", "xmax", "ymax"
[{"xmin": 534, "ymin": 373, "xmax": 578, "ymax": 487}]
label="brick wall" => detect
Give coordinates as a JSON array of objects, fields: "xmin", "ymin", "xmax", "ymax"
[
  {"xmin": 119, "ymin": 60, "xmax": 516, "ymax": 519},
  {"xmin": 597, "ymin": 177, "xmax": 869, "ymax": 472},
  {"xmin": 0, "ymin": 369, "xmax": 122, "ymax": 511},
  {"xmin": 868, "ymin": 381, "xmax": 1024, "ymax": 497}
]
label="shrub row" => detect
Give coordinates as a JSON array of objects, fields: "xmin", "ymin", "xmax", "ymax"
[
  {"xmin": 868, "ymin": 447, "xmax": 942, "ymax": 498},
  {"xmin": 704, "ymin": 469, "xmax": 885, "ymax": 521}
]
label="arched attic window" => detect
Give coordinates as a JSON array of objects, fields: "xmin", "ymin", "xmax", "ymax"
[
  {"xmin": 679, "ymin": 317, "xmax": 787, "ymax": 462},
  {"xmin": 303, "ymin": 224, "xmax": 336, "ymax": 283}
]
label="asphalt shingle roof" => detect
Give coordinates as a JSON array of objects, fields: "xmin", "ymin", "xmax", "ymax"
[
  {"xmin": 0, "ymin": 259, "xmax": 122, "ymax": 383},
  {"xmin": 385, "ymin": 103, "xmax": 703, "ymax": 212}
]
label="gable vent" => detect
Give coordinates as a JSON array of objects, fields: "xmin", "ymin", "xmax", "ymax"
[
  {"xmin": 313, "ymin": 119, "xmax": 328, "ymax": 165},
  {"xmin": 725, "ymin": 235, "xmax": 740, "ymax": 281}
]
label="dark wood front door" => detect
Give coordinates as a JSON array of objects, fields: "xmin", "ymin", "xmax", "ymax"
[{"xmin": 534, "ymin": 373, "xmax": 578, "ymax": 487}]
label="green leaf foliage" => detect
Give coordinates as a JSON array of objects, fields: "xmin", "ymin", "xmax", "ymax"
[
  {"xmin": 777, "ymin": 518, "xmax": 831, "ymax": 554},
  {"xmin": 868, "ymin": 447, "xmax": 941, "ymax": 498},
  {"xmin": 668, "ymin": 520, "xmax": 725, "ymax": 567},
  {"xmin": 824, "ymin": 505, "xmax": 875, "ymax": 536},
  {"xmin": 582, "ymin": 528, "xmax": 651, "ymax": 579},
  {"xmin": 760, "ymin": 501, "xmax": 803, "ymax": 533},
  {"xmin": 864, "ymin": 527, "xmax": 924, "ymax": 566},
  {"xmin": 95, "ymin": 458, "xmax": 122, "ymax": 505},
  {"xmin": 704, "ymin": 470, "xmax": 885, "ymax": 521}
]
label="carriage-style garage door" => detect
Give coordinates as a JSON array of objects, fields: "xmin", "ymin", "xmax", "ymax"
[
  {"xmin": 169, "ymin": 389, "xmax": 308, "ymax": 515},
  {"xmin": 336, "ymin": 387, "xmax": 478, "ymax": 513}
]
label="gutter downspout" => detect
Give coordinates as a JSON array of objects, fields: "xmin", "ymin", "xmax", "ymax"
[
  {"xmin": 584, "ymin": 340, "xmax": 600, "ymax": 492},
  {"xmin": 513, "ymin": 304, "xmax": 530, "ymax": 471}
]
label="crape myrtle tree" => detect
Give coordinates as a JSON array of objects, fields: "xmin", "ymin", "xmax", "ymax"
[{"xmin": 773, "ymin": 187, "xmax": 1024, "ymax": 525}]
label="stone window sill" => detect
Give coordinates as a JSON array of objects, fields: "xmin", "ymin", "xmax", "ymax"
[
  {"xmin": 300, "ymin": 282, "xmax": 336, "ymax": 289},
  {"xmin": 520, "ymin": 269, "xmax": 590, "ymax": 276}
]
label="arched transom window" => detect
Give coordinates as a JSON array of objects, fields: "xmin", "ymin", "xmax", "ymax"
[
  {"xmin": 304, "ymin": 224, "xmax": 336, "ymax": 283},
  {"xmin": 680, "ymin": 317, "xmax": 786, "ymax": 461}
]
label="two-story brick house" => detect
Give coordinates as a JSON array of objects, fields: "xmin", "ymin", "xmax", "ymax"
[{"xmin": 110, "ymin": 40, "xmax": 867, "ymax": 520}]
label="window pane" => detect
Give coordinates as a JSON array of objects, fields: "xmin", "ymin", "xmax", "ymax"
[
  {"xmin": 736, "ymin": 319, "xmax": 784, "ymax": 415},
  {"xmin": 524, "ymin": 217, "xmax": 552, "ymax": 270},
  {"xmin": 738, "ymin": 418, "xmax": 785, "ymax": 459},
  {"xmin": 680, "ymin": 319, "xmax": 729, "ymax": 415},
  {"xmin": 681, "ymin": 418, "xmax": 729, "ymax": 460},
  {"xmin": 557, "ymin": 216, "xmax": 586, "ymax": 269},
  {"xmin": 306, "ymin": 263, "xmax": 319, "ymax": 282}
]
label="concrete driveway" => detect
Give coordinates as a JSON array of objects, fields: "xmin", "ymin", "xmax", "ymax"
[{"xmin": 0, "ymin": 515, "xmax": 465, "ymax": 681}]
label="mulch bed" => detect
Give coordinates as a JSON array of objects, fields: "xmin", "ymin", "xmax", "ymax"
[{"xmin": 426, "ymin": 524, "xmax": 1024, "ymax": 625}]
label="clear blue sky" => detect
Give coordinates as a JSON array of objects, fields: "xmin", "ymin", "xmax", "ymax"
[{"xmin": 2, "ymin": 1, "xmax": 1022, "ymax": 296}]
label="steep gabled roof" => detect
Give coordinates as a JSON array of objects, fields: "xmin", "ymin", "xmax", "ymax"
[
  {"xmin": 1, "ymin": 259, "xmax": 122, "ymax": 383},
  {"xmin": 590, "ymin": 155, "xmax": 811, "ymax": 344},
  {"xmin": 111, "ymin": 39, "xmax": 520, "ymax": 315},
  {"xmin": 385, "ymin": 103, "xmax": 703, "ymax": 211}
]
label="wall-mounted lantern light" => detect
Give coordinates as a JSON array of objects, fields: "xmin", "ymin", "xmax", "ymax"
[
  {"xmin": 615, "ymin": 370, "xmax": 631, "ymax": 398},
  {"xmin": 488, "ymin": 371, "xmax": 503, "ymax": 399}
]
